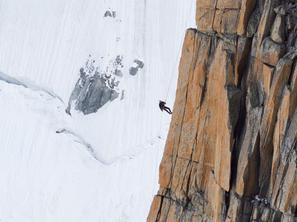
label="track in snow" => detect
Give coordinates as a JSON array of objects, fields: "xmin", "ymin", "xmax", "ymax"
[{"xmin": 56, "ymin": 127, "xmax": 163, "ymax": 166}]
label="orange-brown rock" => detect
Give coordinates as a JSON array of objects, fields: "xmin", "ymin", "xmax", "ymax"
[{"xmin": 148, "ymin": 0, "xmax": 297, "ymax": 221}]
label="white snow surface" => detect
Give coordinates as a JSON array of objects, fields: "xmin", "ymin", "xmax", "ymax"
[{"xmin": 0, "ymin": 0, "xmax": 196, "ymax": 221}]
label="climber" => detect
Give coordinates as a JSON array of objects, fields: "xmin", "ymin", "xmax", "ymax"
[{"xmin": 159, "ymin": 100, "xmax": 172, "ymax": 114}]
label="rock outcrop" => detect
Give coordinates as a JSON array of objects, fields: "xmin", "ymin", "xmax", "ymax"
[
  {"xmin": 66, "ymin": 67, "xmax": 119, "ymax": 115},
  {"xmin": 66, "ymin": 72, "xmax": 119, "ymax": 115},
  {"xmin": 66, "ymin": 56, "xmax": 121, "ymax": 115},
  {"xmin": 148, "ymin": 0, "xmax": 297, "ymax": 221}
]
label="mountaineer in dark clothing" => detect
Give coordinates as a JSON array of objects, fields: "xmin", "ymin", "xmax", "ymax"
[{"xmin": 159, "ymin": 100, "xmax": 172, "ymax": 114}]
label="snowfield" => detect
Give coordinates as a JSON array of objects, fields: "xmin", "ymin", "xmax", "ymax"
[{"xmin": 0, "ymin": 0, "xmax": 195, "ymax": 221}]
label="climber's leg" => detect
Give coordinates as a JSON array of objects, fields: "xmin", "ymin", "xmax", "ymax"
[{"xmin": 164, "ymin": 107, "xmax": 172, "ymax": 114}]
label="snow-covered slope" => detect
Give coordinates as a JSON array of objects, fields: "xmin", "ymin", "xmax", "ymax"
[{"xmin": 0, "ymin": 0, "xmax": 195, "ymax": 221}]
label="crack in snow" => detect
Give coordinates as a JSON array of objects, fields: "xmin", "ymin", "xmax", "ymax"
[
  {"xmin": 0, "ymin": 72, "xmax": 64, "ymax": 104},
  {"xmin": 56, "ymin": 128, "xmax": 114, "ymax": 165},
  {"xmin": 56, "ymin": 128, "xmax": 162, "ymax": 166}
]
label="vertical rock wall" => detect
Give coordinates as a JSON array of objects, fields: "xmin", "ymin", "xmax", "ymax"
[{"xmin": 147, "ymin": 0, "xmax": 297, "ymax": 221}]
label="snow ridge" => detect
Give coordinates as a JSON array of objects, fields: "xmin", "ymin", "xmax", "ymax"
[
  {"xmin": 56, "ymin": 127, "xmax": 163, "ymax": 166},
  {"xmin": 0, "ymin": 72, "xmax": 64, "ymax": 103}
]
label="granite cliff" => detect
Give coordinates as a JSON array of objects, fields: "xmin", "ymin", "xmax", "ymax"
[{"xmin": 148, "ymin": 0, "xmax": 297, "ymax": 221}]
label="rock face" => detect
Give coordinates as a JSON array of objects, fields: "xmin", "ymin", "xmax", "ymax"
[
  {"xmin": 129, "ymin": 59, "xmax": 145, "ymax": 76},
  {"xmin": 148, "ymin": 0, "xmax": 297, "ymax": 221},
  {"xmin": 66, "ymin": 56, "xmax": 123, "ymax": 115},
  {"xmin": 66, "ymin": 67, "xmax": 119, "ymax": 115}
]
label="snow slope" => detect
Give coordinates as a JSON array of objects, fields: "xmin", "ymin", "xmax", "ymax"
[{"xmin": 0, "ymin": 0, "xmax": 195, "ymax": 221}]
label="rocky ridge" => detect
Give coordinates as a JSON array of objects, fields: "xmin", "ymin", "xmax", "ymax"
[{"xmin": 148, "ymin": 0, "xmax": 297, "ymax": 221}]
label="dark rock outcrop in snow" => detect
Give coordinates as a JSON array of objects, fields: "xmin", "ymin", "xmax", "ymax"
[
  {"xmin": 104, "ymin": 10, "xmax": 116, "ymax": 18},
  {"xmin": 66, "ymin": 73, "xmax": 119, "ymax": 115},
  {"xmin": 112, "ymin": 55, "xmax": 124, "ymax": 77},
  {"xmin": 148, "ymin": 1, "xmax": 297, "ymax": 221},
  {"xmin": 129, "ymin": 59, "xmax": 144, "ymax": 76},
  {"xmin": 66, "ymin": 56, "xmax": 120, "ymax": 115}
]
